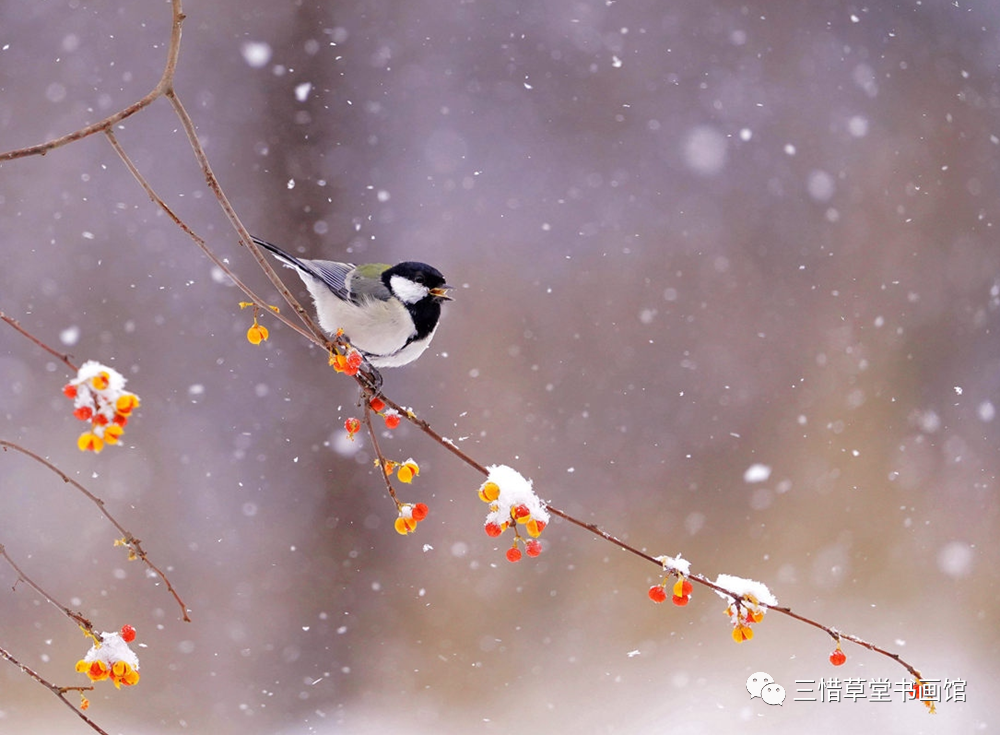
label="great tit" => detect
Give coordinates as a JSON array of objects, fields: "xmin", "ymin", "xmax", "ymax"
[{"xmin": 251, "ymin": 236, "xmax": 452, "ymax": 369}]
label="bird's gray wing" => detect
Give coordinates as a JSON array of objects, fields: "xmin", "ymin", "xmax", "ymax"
[{"xmin": 305, "ymin": 259, "xmax": 356, "ymax": 303}]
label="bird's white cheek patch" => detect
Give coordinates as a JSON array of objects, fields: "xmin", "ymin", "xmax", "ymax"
[{"xmin": 389, "ymin": 275, "xmax": 430, "ymax": 305}]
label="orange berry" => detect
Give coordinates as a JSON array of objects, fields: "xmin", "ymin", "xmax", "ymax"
[
  {"xmin": 829, "ymin": 649, "xmax": 846, "ymax": 666},
  {"xmin": 369, "ymin": 396, "xmax": 386, "ymax": 412},
  {"xmin": 77, "ymin": 432, "xmax": 104, "ymax": 453},
  {"xmin": 346, "ymin": 350, "xmax": 364, "ymax": 370},
  {"xmin": 394, "ymin": 516, "xmax": 417, "ymax": 535},
  {"xmin": 411, "ymin": 503, "xmax": 429, "ymax": 521},
  {"xmin": 648, "ymin": 585, "xmax": 667, "ymax": 603},
  {"xmin": 246, "ymin": 322, "xmax": 269, "ymax": 345},
  {"xmin": 478, "ymin": 481, "xmax": 500, "ymax": 503},
  {"xmin": 672, "ymin": 577, "xmax": 693, "ymax": 598},
  {"xmin": 115, "ymin": 394, "xmax": 140, "ymax": 414}
]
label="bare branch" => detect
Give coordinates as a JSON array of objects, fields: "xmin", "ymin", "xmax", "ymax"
[
  {"xmin": 0, "ymin": 646, "xmax": 107, "ymax": 735},
  {"xmin": 0, "ymin": 311, "xmax": 79, "ymax": 372},
  {"xmin": 0, "ymin": 441, "xmax": 190, "ymax": 622}
]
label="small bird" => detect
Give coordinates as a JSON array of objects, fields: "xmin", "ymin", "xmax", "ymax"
[{"xmin": 251, "ymin": 236, "xmax": 452, "ymax": 369}]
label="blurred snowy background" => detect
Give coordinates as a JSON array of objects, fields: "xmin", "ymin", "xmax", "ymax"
[{"xmin": 1, "ymin": 1, "xmax": 998, "ymax": 732}]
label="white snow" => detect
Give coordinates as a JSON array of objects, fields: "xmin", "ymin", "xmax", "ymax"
[
  {"xmin": 241, "ymin": 41, "xmax": 273, "ymax": 68},
  {"xmin": 481, "ymin": 464, "xmax": 550, "ymax": 529},
  {"xmin": 682, "ymin": 126, "xmax": 727, "ymax": 176},
  {"xmin": 713, "ymin": 574, "xmax": 778, "ymax": 607},
  {"xmin": 656, "ymin": 553, "xmax": 691, "ymax": 577},
  {"xmin": 81, "ymin": 631, "xmax": 140, "ymax": 671},
  {"xmin": 978, "ymin": 400, "xmax": 995, "ymax": 422},
  {"xmin": 294, "ymin": 82, "xmax": 312, "ymax": 102},
  {"xmin": 937, "ymin": 541, "xmax": 974, "ymax": 578},
  {"xmin": 60, "ymin": 325, "xmax": 80, "ymax": 346},
  {"xmin": 743, "ymin": 463, "xmax": 771, "ymax": 484}
]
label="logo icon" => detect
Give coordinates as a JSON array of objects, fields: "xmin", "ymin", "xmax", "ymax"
[
  {"xmin": 746, "ymin": 671, "xmax": 774, "ymax": 699},
  {"xmin": 761, "ymin": 682, "xmax": 786, "ymax": 706},
  {"xmin": 747, "ymin": 672, "xmax": 784, "ymax": 706}
]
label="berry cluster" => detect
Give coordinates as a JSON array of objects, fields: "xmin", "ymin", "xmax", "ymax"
[
  {"xmin": 394, "ymin": 502, "xmax": 429, "ymax": 535},
  {"xmin": 331, "ymin": 347, "xmax": 364, "ymax": 376},
  {"xmin": 368, "ymin": 396, "xmax": 402, "ymax": 429},
  {"xmin": 75, "ymin": 625, "xmax": 141, "ymax": 690},
  {"xmin": 726, "ymin": 600, "xmax": 765, "ymax": 643},
  {"xmin": 63, "ymin": 361, "xmax": 140, "ymax": 453},
  {"xmin": 477, "ymin": 465, "xmax": 550, "ymax": 562},
  {"xmin": 381, "ymin": 458, "xmax": 420, "ymax": 484},
  {"xmin": 648, "ymin": 576, "xmax": 693, "ymax": 606}
]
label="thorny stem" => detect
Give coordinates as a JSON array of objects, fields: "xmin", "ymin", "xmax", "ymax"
[
  {"xmin": 0, "ymin": 441, "xmax": 190, "ymax": 622},
  {"xmin": 0, "ymin": 312, "xmax": 79, "ymax": 372},
  {"xmin": 0, "ymin": 647, "xmax": 107, "ymax": 735}
]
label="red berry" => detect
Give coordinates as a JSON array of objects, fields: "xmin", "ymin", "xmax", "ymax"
[
  {"xmin": 506, "ymin": 546, "xmax": 522, "ymax": 563},
  {"xmin": 484, "ymin": 521, "xmax": 503, "ymax": 537},
  {"xmin": 829, "ymin": 649, "xmax": 846, "ymax": 666},
  {"xmin": 369, "ymin": 397, "xmax": 386, "ymax": 412},
  {"xmin": 525, "ymin": 539, "xmax": 542, "ymax": 557},
  {"xmin": 344, "ymin": 417, "xmax": 361, "ymax": 435},
  {"xmin": 648, "ymin": 585, "xmax": 667, "ymax": 603},
  {"xmin": 680, "ymin": 579, "xmax": 693, "ymax": 596},
  {"xmin": 73, "ymin": 406, "xmax": 93, "ymax": 421},
  {"xmin": 513, "ymin": 503, "xmax": 531, "ymax": 521},
  {"xmin": 411, "ymin": 503, "xmax": 429, "ymax": 521},
  {"xmin": 384, "ymin": 413, "xmax": 401, "ymax": 429},
  {"xmin": 63, "ymin": 384, "xmax": 78, "ymax": 399},
  {"xmin": 346, "ymin": 351, "xmax": 364, "ymax": 370},
  {"xmin": 120, "ymin": 624, "xmax": 136, "ymax": 643},
  {"xmin": 671, "ymin": 594, "xmax": 690, "ymax": 606}
]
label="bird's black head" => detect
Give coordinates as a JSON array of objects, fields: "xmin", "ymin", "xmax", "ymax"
[{"xmin": 383, "ymin": 262, "xmax": 452, "ymax": 340}]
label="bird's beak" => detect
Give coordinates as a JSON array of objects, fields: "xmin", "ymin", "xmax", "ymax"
[{"xmin": 430, "ymin": 285, "xmax": 454, "ymax": 301}]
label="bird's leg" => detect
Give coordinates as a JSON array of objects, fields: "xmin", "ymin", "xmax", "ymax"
[{"xmin": 358, "ymin": 360, "xmax": 384, "ymax": 396}]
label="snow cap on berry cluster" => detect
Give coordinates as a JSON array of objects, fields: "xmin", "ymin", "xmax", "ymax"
[
  {"xmin": 712, "ymin": 574, "xmax": 778, "ymax": 607},
  {"xmin": 64, "ymin": 360, "xmax": 141, "ymax": 452},
  {"xmin": 482, "ymin": 464, "xmax": 550, "ymax": 528}
]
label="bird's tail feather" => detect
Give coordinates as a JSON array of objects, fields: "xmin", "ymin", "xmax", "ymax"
[{"xmin": 250, "ymin": 236, "xmax": 324, "ymax": 282}]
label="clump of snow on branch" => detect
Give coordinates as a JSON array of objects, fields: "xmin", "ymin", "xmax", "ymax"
[{"xmin": 713, "ymin": 573, "xmax": 778, "ymax": 607}]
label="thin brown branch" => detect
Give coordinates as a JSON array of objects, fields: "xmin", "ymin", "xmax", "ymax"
[
  {"xmin": 0, "ymin": 646, "xmax": 107, "ymax": 735},
  {"xmin": 0, "ymin": 311, "xmax": 79, "ymax": 372},
  {"xmin": 0, "ymin": 0, "xmax": 185, "ymax": 162},
  {"xmin": 0, "ymin": 441, "xmax": 190, "ymax": 622},
  {"xmin": 361, "ymin": 401, "xmax": 402, "ymax": 508},
  {"xmin": 375, "ymin": 394, "xmax": 926, "ymax": 680},
  {"xmin": 0, "ymin": 544, "xmax": 95, "ymax": 634},
  {"xmin": 102, "ymin": 129, "xmax": 315, "ymax": 343},
  {"xmin": 162, "ymin": 89, "xmax": 334, "ymax": 351}
]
